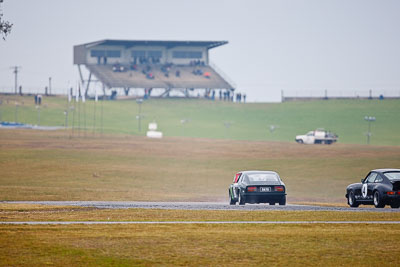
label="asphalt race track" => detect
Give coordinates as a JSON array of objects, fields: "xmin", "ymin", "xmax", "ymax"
[{"xmin": 3, "ymin": 201, "xmax": 400, "ymax": 212}]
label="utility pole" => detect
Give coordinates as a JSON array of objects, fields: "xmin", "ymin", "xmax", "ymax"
[
  {"xmin": 49, "ymin": 77, "xmax": 52, "ymax": 95},
  {"xmin": 11, "ymin": 66, "xmax": 21, "ymax": 94}
]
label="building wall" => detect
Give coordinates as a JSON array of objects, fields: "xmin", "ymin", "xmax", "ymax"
[
  {"xmin": 73, "ymin": 45, "xmax": 87, "ymax": 65},
  {"xmin": 129, "ymin": 45, "xmax": 166, "ymax": 64},
  {"xmin": 167, "ymin": 46, "xmax": 207, "ymax": 65},
  {"xmin": 86, "ymin": 45, "xmax": 125, "ymax": 65},
  {"xmin": 83, "ymin": 45, "xmax": 208, "ymax": 65}
]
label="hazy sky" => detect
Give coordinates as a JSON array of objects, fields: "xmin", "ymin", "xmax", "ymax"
[{"xmin": 0, "ymin": 0, "xmax": 399, "ymax": 102}]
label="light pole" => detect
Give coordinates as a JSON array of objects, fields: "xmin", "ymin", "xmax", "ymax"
[
  {"xmin": 64, "ymin": 109, "xmax": 68, "ymax": 128},
  {"xmin": 364, "ymin": 116, "xmax": 376, "ymax": 144},
  {"xmin": 136, "ymin": 98, "xmax": 143, "ymax": 132}
]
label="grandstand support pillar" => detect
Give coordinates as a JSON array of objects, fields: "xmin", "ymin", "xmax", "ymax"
[
  {"xmin": 85, "ymin": 72, "xmax": 92, "ymax": 97},
  {"xmin": 160, "ymin": 88, "xmax": 171, "ymax": 98},
  {"xmin": 124, "ymin": 88, "xmax": 130, "ymax": 96},
  {"xmin": 77, "ymin": 65, "xmax": 84, "ymax": 86},
  {"xmin": 102, "ymin": 83, "xmax": 106, "ymax": 96}
]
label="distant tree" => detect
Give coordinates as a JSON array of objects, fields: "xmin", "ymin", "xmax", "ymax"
[{"xmin": 0, "ymin": 0, "xmax": 13, "ymax": 40}]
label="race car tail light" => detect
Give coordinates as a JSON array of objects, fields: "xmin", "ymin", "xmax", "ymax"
[
  {"xmin": 398, "ymin": 192, "xmax": 400, "ymax": 195},
  {"xmin": 387, "ymin": 191, "xmax": 395, "ymax": 195},
  {"xmin": 275, "ymin": 186, "xmax": 284, "ymax": 192},
  {"xmin": 247, "ymin": 186, "xmax": 257, "ymax": 192}
]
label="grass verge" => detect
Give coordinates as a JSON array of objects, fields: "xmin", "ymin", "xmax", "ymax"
[{"xmin": 1, "ymin": 223, "xmax": 400, "ymax": 266}]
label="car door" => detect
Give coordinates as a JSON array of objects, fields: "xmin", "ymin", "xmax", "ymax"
[
  {"xmin": 362, "ymin": 172, "xmax": 378, "ymax": 201},
  {"xmin": 304, "ymin": 131, "xmax": 315, "ymax": 144}
]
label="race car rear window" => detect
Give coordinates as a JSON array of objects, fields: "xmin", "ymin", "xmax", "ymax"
[
  {"xmin": 247, "ymin": 173, "xmax": 278, "ymax": 182},
  {"xmin": 384, "ymin": 172, "xmax": 400, "ymax": 181}
]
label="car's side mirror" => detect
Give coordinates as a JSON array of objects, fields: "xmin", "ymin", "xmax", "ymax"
[{"xmin": 361, "ymin": 178, "xmax": 364, "ymax": 183}]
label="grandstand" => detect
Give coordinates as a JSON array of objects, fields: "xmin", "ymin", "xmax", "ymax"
[{"xmin": 73, "ymin": 40, "xmax": 235, "ymax": 98}]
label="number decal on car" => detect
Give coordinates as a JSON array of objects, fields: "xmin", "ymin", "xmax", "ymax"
[{"xmin": 362, "ymin": 183, "xmax": 368, "ymax": 198}]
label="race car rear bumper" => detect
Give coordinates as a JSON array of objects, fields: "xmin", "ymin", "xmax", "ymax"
[
  {"xmin": 382, "ymin": 195, "xmax": 400, "ymax": 203},
  {"xmin": 242, "ymin": 192, "xmax": 286, "ymax": 203}
]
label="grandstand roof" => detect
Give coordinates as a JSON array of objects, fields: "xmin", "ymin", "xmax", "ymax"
[{"xmin": 78, "ymin": 39, "xmax": 228, "ymax": 49}]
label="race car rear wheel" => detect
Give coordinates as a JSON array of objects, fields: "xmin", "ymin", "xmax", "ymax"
[
  {"xmin": 229, "ymin": 192, "xmax": 236, "ymax": 205},
  {"xmin": 348, "ymin": 191, "xmax": 359, "ymax": 207},
  {"xmin": 390, "ymin": 203, "xmax": 400, "ymax": 209},
  {"xmin": 238, "ymin": 193, "xmax": 245, "ymax": 205},
  {"xmin": 373, "ymin": 191, "xmax": 385, "ymax": 208},
  {"xmin": 279, "ymin": 196, "xmax": 286, "ymax": 205}
]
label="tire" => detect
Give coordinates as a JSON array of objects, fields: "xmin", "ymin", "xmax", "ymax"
[
  {"xmin": 238, "ymin": 193, "xmax": 245, "ymax": 205},
  {"xmin": 390, "ymin": 203, "xmax": 400, "ymax": 209},
  {"xmin": 229, "ymin": 191, "xmax": 236, "ymax": 205},
  {"xmin": 296, "ymin": 139, "xmax": 303, "ymax": 144},
  {"xmin": 269, "ymin": 202, "xmax": 275, "ymax": 205},
  {"xmin": 347, "ymin": 191, "xmax": 359, "ymax": 208},
  {"xmin": 373, "ymin": 191, "xmax": 385, "ymax": 208},
  {"xmin": 279, "ymin": 196, "xmax": 286, "ymax": 206}
]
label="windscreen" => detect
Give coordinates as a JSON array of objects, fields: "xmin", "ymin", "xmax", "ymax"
[
  {"xmin": 247, "ymin": 173, "xmax": 279, "ymax": 182},
  {"xmin": 385, "ymin": 172, "xmax": 400, "ymax": 181}
]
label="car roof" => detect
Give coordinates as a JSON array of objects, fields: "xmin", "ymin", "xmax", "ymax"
[
  {"xmin": 372, "ymin": 169, "xmax": 400, "ymax": 173},
  {"xmin": 238, "ymin": 170, "xmax": 279, "ymax": 175}
]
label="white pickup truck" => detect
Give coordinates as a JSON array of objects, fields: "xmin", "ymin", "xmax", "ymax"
[{"xmin": 295, "ymin": 129, "xmax": 338, "ymax": 145}]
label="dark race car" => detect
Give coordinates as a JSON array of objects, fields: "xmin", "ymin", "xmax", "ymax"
[
  {"xmin": 345, "ymin": 169, "xmax": 400, "ymax": 208},
  {"xmin": 228, "ymin": 170, "xmax": 286, "ymax": 205}
]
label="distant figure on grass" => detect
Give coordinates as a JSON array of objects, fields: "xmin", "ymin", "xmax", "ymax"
[{"xmin": 243, "ymin": 94, "xmax": 246, "ymax": 103}]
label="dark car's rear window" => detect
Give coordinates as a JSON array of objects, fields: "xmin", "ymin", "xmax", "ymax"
[
  {"xmin": 384, "ymin": 172, "xmax": 400, "ymax": 181},
  {"xmin": 247, "ymin": 173, "xmax": 279, "ymax": 182}
]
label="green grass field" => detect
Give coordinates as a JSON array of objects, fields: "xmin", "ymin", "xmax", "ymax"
[{"xmin": 1, "ymin": 95, "xmax": 399, "ymax": 145}]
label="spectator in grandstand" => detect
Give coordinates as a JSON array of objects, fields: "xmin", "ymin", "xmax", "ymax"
[
  {"xmin": 130, "ymin": 64, "xmax": 138, "ymax": 71},
  {"xmin": 176, "ymin": 70, "xmax": 180, "ymax": 77},
  {"xmin": 192, "ymin": 69, "xmax": 203, "ymax": 75},
  {"xmin": 113, "ymin": 63, "xmax": 119, "ymax": 72},
  {"xmin": 204, "ymin": 72, "xmax": 211, "ymax": 79},
  {"xmin": 146, "ymin": 73, "xmax": 155, "ymax": 79},
  {"xmin": 111, "ymin": 90, "xmax": 117, "ymax": 100}
]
